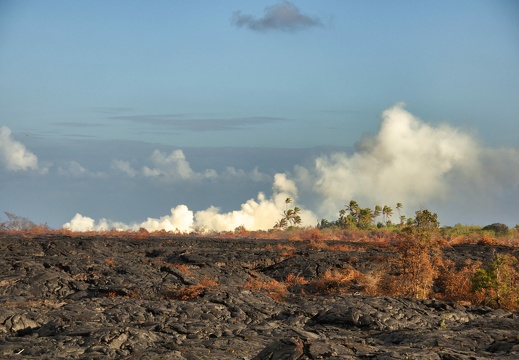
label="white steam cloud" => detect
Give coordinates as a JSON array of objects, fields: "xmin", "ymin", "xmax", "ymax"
[
  {"xmin": 0, "ymin": 126, "xmax": 39, "ymax": 172},
  {"xmin": 63, "ymin": 173, "xmax": 318, "ymax": 232},
  {"xmin": 298, "ymin": 103, "xmax": 519, "ymax": 220}
]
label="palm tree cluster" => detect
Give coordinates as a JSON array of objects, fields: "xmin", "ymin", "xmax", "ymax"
[
  {"xmin": 274, "ymin": 198, "xmax": 302, "ymax": 230},
  {"xmin": 319, "ymin": 200, "xmax": 406, "ymax": 230}
]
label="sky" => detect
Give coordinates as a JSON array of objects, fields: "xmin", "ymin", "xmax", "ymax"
[{"xmin": 1, "ymin": 1, "xmax": 518, "ymax": 231}]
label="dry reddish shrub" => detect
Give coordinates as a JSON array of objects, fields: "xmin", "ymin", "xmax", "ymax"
[
  {"xmin": 243, "ymin": 277, "xmax": 288, "ymax": 302},
  {"xmin": 478, "ymin": 233, "xmax": 496, "ymax": 246},
  {"xmin": 357, "ymin": 271, "xmax": 383, "ymax": 296},
  {"xmin": 327, "ymin": 243, "xmax": 360, "ymax": 252},
  {"xmin": 307, "ymin": 268, "xmax": 362, "ymax": 294},
  {"xmin": 380, "ymin": 238, "xmax": 443, "ymax": 299},
  {"xmin": 168, "ymin": 285, "xmax": 206, "ymax": 301},
  {"xmin": 285, "ymin": 274, "xmax": 308, "ymax": 287},
  {"xmin": 436, "ymin": 259, "xmax": 482, "ymax": 304},
  {"xmin": 301, "ymin": 228, "xmax": 323, "ymax": 241},
  {"xmin": 167, "ymin": 263, "xmax": 191, "ymax": 274},
  {"xmin": 104, "ymin": 258, "xmax": 116, "ymax": 267},
  {"xmin": 199, "ymin": 276, "xmax": 219, "ymax": 287},
  {"xmin": 167, "ymin": 276, "xmax": 218, "ymax": 301},
  {"xmin": 308, "ymin": 238, "xmax": 329, "ymax": 250}
]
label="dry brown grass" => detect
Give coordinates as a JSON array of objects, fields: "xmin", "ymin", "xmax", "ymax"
[
  {"xmin": 307, "ymin": 268, "xmax": 362, "ymax": 295},
  {"xmin": 104, "ymin": 258, "xmax": 116, "ymax": 267},
  {"xmin": 166, "ymin": 276, "xmax": 219, "ymax": 301},
  {"xmin": 167, "ymin": 263, "xmax": 191, "ymax": 274},
  {"xmin": 285, "ymin": 274, "xmax": 308, "ymax": 287},
  {"xmin": 243, "ymin": 277, "xmax": 288, "ymax": 302}
]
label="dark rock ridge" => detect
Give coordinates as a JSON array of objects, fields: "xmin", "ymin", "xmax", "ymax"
[{"xmin": 0, "ymin": 234, "xmax": 518, "ymax": 359}]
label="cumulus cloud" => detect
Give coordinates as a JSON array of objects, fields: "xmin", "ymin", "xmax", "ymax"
[
  {"xmin": 63, "ymin": 172, "xmax": 318, "ymax": 232},
  {"xmin": 0, "ymin": 126, "xmax": 39, "ymax": 171},
  {"xmin": 58, "ymin": 161, "xmax": 106, "ymax": 178},
  {"xmin": 142, "ymin": 149, "xmax": 213, "ymax": 181},
  {"xmin": 112, "ymin": 149, "xmax": 270, "ymax": 183},
  {"xmin": 111, "ymin": 159, "xmax": 137, "ymax": 177},
  {"xmin": 232, "ymin": 1, "xmax": 322, "ymax": 33}
]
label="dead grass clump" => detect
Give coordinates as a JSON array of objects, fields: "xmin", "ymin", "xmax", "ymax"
[
  {"xmin": 478, "ymin": 233, "xmax": 496, "ymax": 246},
  {"xmin": 327, "ymin": 243, "xmax": 361, "ymax": 252},
  {"xmin": 308, "ymin": 238, "xmax": 329, "ymax": 250},
  {"xmin": 300, "ymin": 227, "xmax": 323, "ymax": 241},
  {"xmin": 167, "ymin": 263, "xmax": 191, "ymax": 274},
  {"xmin": 307, "ymin": 268, "xmax": 362, "ymax": 295},
  {"xmin": 243, "ymin": 277, "xmax": 288, "ymax": 302},
  {"xmin": 168, "ymin": 285, "xmax": 206, "ymax": 301},
  {"xmin": 166, "ymin": 276, "xmax": 219, "ymax": 301},
  {"xmin": 285, "ymin": 274, "xmax": 308, "ymax": 287},
  {"xmin": 104, "ymin": 258, "xmax": 116, "ymax": 267}
]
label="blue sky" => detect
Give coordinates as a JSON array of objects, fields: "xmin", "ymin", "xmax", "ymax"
[{"xmin": 1, "ymin": 1, "xmax": 518, "ymax": 230}]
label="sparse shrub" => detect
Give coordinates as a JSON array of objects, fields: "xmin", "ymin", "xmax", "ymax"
[
  {"xmin": 379, "ymin": 209, "xmax": 444, "ymax": 299},
  {"xmin": 105, "ymin": 258, "xmax": 117, "ymax": 267},
  {"xmin": 307, "ymin": 268, "xmax": 361, "ymax": 294},
  {"xmin": 243, "ymin": 277, "xmax": 288, "ymax": 302},
  {"xmin": 303, "ymin": 227, "xmax": 323, "ymax": 241},
  {"xmin": 0, "ymin": 212, "xmax": 49, "ymax": 232},
  {"xmin": 285, "ymin": 274, "xmax": 308, "ymax": 287},
  {"xmin": 167, "ymin": 263, "xmax": 191, "ymax": 274},
  {"xmin": 478, "ymin": 232, "xmax": 496, "ymax": 246},
  {"xmin": 167, "ymin": 276, "xmax": 219, "ymax": 301},
  {"xmin": 471, "ymin": 253, "xmax": 519, "ymax": 311},
  {"xmin": 436, "ymin": 259, "xmax": 482, "ymax": 304},
  {"xmin": 308, "ymin": 238, "xmax": 329, "ymax": 250}
]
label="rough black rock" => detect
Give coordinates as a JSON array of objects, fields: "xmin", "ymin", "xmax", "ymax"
[{"xmin": 0, "ymin": 234, "xmax": 518, "ymax": 359}]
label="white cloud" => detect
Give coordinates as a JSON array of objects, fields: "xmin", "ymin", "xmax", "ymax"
[
  {"xmin": 142, "ymin": 149, "xmax": 217, "ymax": 181},
  {"xmin": 0, "ymin": 126, "xmax": 39, "ymax": 171},
  {"xmin": 111, "ymin": 159, "xmax": 137, "ymax": 177},
  {"xmin": 112, "ymin": 149, "xmax": 271, "ymax": 184},
  {"xmin": 58, "ymin": 161, "xmax": 106, "ymax": 178}
]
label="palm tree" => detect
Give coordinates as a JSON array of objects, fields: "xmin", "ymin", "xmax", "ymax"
[
  {"xmin": 359, "ymin": 207, "xmax": 374, "ymax": 229},
  {"xmin": 285, "ymin": 197, "xmax": 292, "ymax": 210},
  {"xmin": 346, "ymin": 200, "xmax": 360, "ymax": 222},
  {"xmin": 374, "ymin": 205, "xmax": 382, "ymax": 223},
  {"xmin": 396, "ymin": 203, "xmax": 403, "ymax": 216},
  {"xmin": 383, "ymin": 205, "xmax": 393, "ymax": 225}
]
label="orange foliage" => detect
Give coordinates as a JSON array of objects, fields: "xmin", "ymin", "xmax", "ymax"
[
  {"xmin": 285, "ymin": 274, "xmax": 308, "ymax": 286},
  {"xmin": 104, "ymin": 258, "xmax": 116, "ymax": 267},
  {"xmin": 436, "ymin": 259, "xmax": 482, "ymax": 304},
  {"xmin": 307, "ymin": 268, "xmax": 361, "ymax": 294},
  {"xmin": 243, "ymin": 277, "xmax": 288, "ymax": 302},
  {"xmin": 166, "ymin": 276, "xmax": 218, "ymax": 301}
]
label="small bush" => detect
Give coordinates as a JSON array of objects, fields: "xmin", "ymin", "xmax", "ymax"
[
  {"xmin": 243, "ymin": 277, "xmax": 288, "ymax": 302},
  {"xmin": 471, "ymin": 253, "xmax": 519, "ymax": 311},
  {"xmin": 307, "ymin": 268, "xmax": 361, "ymax": 294}
]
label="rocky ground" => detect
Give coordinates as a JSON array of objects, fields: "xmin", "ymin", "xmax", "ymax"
[{"xmin": 0, "ymin": 234, "xmax": 518, "ymax": 359}]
